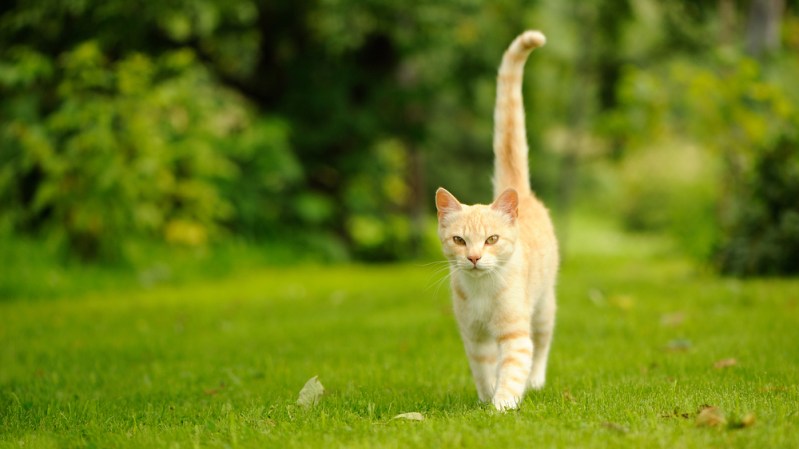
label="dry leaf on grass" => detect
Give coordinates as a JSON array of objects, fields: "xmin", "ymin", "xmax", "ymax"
[
  {"xmin": 730, "ymin": 412, "xmax": 756, "ymax": 429},
  {"xmin": 297, "ymin": 376, "xmax": 325, "ymax": 407},
  {"xmin": 601, "ymin": 422, "xmax": 629, "ymax": 434},
  {"xmin": 588, "ymin": 288, "xmax": 606, "ymax": 306},
  {"xmin": 203, "ymin": 382, "xmax": 226, "ymax": 396},
  {"xmin": 609, "ymin": 295, "xmax": 634, "ymax": 311},
  {"xmin": 391, "ymin": 412, "xmax": 424, "ymax": 421},
  {"xmin": 660, "ymin": 312, "xmax": 686, "ymax": 327},
  {"xmin": 713, "ymin": 358, "xmax": 738, "ymax": 369},
  {"xmin": 696, "ymin": 406, "xmax": 726, "ymax": 427}
]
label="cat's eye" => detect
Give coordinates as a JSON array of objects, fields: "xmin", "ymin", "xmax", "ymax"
[
  {"xmin": 452, "ymin": 236, "xmax": 466, "ymax": 246},
  {"xmin": 485, "ymin": 235, "xmax": 499, "ymax": 245}
]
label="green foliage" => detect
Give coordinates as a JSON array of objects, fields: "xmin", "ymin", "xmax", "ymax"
[
  {"xmin": 717, "ymin": 134, "xmax": 799, "ymax": 275},
  {"xmin": 0, "ymin": 42, "xmax": 297, "ymax": 260},
  {"xmin": 2, "ymin": 0, "xmax": 799, "ymax": 271},
  {"xmin": 344, "ymin": 139, "xmax": 415, "ymax": 260},
  {"xmin": 0, "ymin": 0, "xmax": 554, "ymax": 262},
  {"xmin": 608, "ymin": 51, "xmax": 799, "ymax": 274}
]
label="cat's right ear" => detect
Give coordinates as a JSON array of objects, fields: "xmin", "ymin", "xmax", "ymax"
[{"xmin": 435, "ymin": 188, "xmax": 462, "ymax": 221}]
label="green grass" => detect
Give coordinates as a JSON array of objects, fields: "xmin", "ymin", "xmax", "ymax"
[{"xmin": 2, "ymin": 221, "xmax": 798, "ymax": 448}]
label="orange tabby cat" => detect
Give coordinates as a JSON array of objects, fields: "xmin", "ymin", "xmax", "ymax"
[{"xmin": 435, "ymin": 30, "xmax": 558, "ymax": 411}]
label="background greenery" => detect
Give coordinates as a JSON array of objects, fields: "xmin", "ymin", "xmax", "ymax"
[{"xmin": 2, "ymin": 0, "xmax": 798, "ymax": 276}]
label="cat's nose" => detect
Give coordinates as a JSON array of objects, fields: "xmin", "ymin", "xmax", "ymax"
[{"xmin": 467, "ymin": 255, "xmax": 481, "ymax": 266}]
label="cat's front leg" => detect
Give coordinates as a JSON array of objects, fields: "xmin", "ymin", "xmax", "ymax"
[
  {"xmin": 462, "ymin": 335, "xmax": 498, "ymax": 402},
  {"xmin": 491, "ymin": 328, "xmax": 533, "ymax": 411}
]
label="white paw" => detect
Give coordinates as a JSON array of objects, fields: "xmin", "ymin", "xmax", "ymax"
[{"xmin": 491, "ymin": 393, "xmax": 520, "ymax": 412}]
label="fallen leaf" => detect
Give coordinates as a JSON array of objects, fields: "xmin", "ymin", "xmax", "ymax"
[
  {"xmin": 601, "ymin": 422, "xmax": 629, "ymax": 434},
  {"xmin": 562, "ymin": 390, "xmax": 576, "ymax": 403},
  {"xmin": 660, "ymin": 312, "xmax": 686, "ymax": 327},
  {"xmin": 730, "ymin": 412, "xmax": 756, "ymax": 429},
  {"xmin": 609, "ymin": 295, "xmax": 634, "ymax": 311},
  {"xmin": 297, "ymin": 376, "xmax": 324, "ymax": 407},
  {"xmin": 203, "ymin": 382, "xmax": 226, "ymax": 396},
  {"xmin": 640, "ymin": 362, "xmax": 659, "ymax": 375},
  {"xmin": 588, "ymin": 288, "xmax": 605, "ymax": 306},
  {"xmin": 713, "ymin": 358, "xmax": 738, "ymax": 369},
  {"xmin": 696, "ymin": 406, "xmax": 726, "ymax": 427},
  {"xmin": 391, "ymin": 412, "xmax": 424, "ymax": 421}
]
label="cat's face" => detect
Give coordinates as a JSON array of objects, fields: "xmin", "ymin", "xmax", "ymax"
[{"xmin": 435, "ymin": 188, "xmax": 519, "ymax": 276}]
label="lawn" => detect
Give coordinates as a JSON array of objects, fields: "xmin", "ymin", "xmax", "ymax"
[{"xmin": 2, "ymin": 222, "xmax": 798, "ymax": 448}]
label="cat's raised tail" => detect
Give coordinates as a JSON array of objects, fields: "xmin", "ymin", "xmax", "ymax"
[{"xmin": 492, "ymin": 30, "xmax": 546, "ymax": 198}]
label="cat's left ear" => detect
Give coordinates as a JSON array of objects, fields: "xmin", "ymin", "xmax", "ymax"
[
  {"xmin": 492, "ymin": 188, "xmax": 519, "ymax": 222},
  {"xmin": 436, "ymin": 187, "xmax": 462, "ymax": 220}
]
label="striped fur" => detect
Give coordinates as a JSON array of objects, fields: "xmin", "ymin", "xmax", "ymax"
[{"xmin": 435, "ymin": 30, "xmax": 558, "ymax": 411}]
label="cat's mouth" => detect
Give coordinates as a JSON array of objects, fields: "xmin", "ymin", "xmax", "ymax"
[{"xmin": 464, "ymin": 264, "xmax": 490, "ymax": 276}]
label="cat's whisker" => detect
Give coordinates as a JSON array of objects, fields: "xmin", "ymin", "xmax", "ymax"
[
  {"xmin": 425, "ymin": 264, "xmax": 454, "ymax": 291},
  {"xmin": 428, "ymin": 275, "xmax": 450, "ymax": 296},
  {"xmin": 414, "ymin": 260, "xmax": 451, "ymax": 268},
  {"xmin": 432, "ymin": 273, "xmax": 451, "ymax": 298}
]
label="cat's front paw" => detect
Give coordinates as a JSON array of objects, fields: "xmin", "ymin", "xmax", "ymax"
[{"xmin": 491, "ymin": 393, "xmax": 520, "ymax": 412}]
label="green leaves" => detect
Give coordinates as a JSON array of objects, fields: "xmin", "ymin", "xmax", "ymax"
[
  {"xmin": 0, "ymin": 41, "xmax": 296, "ymax": 260},
  {"xmin": 0, "ymin": 47, "xmax": 54, "ymax": 88}
]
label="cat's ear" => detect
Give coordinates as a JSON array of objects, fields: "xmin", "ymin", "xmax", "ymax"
[
  {"xmin": 436, "ymin": 188, "xmax": 462, "ymax": 220},
  {"xmin": 492, "ymin": 188, "xmax": 518, "ymax": 222}
]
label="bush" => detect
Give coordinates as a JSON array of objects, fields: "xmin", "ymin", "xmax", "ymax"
[
  {"xmin": 609, "ymin": 53, "xmax": 799, "ymax": 275},
  {"xmin": 0, "ymin": 42, "xmax": 298, "ymax": 260},
  {"xmin": 716, "ymin": 134, "xmax": 799, "ymax": 275}
]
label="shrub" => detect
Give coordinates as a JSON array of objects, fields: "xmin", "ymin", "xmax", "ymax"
[
  {"xmin": 0, "ymin": 42, "xmax": 298, "ymax": 260},
  {"xmin": 716, "ymin": 134, "xmax": 799, "ymax": 275},
  {"xmin": 610, "ymin": 54, "xmax": 799, "ymax": 275}
]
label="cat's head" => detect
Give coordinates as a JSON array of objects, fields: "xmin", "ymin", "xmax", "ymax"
[{"xmin": 435, "ymin": 187, "xmax": 519, "ymax": 276}]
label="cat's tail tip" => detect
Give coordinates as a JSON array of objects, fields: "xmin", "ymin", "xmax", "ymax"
[{"xmin": 519, "ymin": 30, "xmax": 546, "ymax": 50}]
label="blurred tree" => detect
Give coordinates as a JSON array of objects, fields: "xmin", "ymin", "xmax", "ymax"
[
  {"xmin": 607, "ymin": 7, "xmax": 799, "ymax": 274},
  {"xmin": 0, "ymin": 42, "xmax": 297, "ymax": 260},
  {"xmin": 0, "ymin": 0, "xmax": 301, "ymax": 259},
  {"xmin": 717, "ymin": 133, "xmax": 799, "ymax": 275},
  {"xmin": 0, "ymin": 0, "xmax": 551, "ymax": 261},
  {"xmin": 2, "ymin": 0, "xmax": 798, "ymax": 272}
]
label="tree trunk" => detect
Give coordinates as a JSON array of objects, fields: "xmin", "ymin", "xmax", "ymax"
[{"xmin": 746, "ymin": 0, "xmax": 784, "ymax": 57}]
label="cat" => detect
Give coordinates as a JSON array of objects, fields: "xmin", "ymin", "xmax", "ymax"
[{"xmin": 435, "ymin": 30, "xmax": 558, "ymax": 411}]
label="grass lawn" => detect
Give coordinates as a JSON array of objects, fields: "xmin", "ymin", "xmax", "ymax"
[{"xmin": 2, "ymin": 221, "xmax": 798, "ymax": 448}]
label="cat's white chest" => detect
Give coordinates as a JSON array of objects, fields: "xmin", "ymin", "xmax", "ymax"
[{"xmin": 455, "ymin": 274, "xmax": 505, "ymax": 323}]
